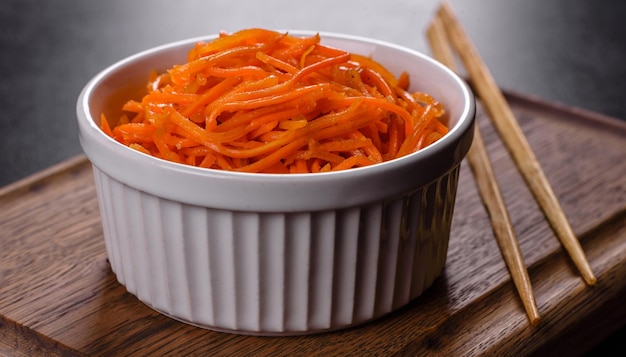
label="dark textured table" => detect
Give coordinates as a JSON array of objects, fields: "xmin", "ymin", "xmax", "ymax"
[{"xmin": 1, "ymin": 0, "xmax": 624, "ymax": 355}]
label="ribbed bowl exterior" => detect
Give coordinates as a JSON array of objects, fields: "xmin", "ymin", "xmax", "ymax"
[{"xmin": 92, "ymin": 164, "xmax": 459, "ymax": 335}]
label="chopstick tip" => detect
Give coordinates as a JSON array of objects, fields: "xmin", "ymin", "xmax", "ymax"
[
  {"xmin": 523, "ymin": 296, "xmax": 541, "ymax": 327},
  {"xmin": 529, "ymin": 315, "xmax": 541, "ymax": 327},
  {"xmin": 583, "ymin": 272, "xmax": 597, "ymax": 286}
]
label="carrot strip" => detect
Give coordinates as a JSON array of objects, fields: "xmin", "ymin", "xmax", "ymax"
[
  {"xmin": 100, "ymin": 114, "xmax": 113, "ymax": 137},
  {"xmin": 121, "ymin": 100, "xmax": 143, "ymax": 113},
  {"xmin": 331, "ymin": 155, "xmax": 377, "ymax": 171},
  {"xmin": 360, "ymin": 67, "xmax": 394, "ymax": 98}
]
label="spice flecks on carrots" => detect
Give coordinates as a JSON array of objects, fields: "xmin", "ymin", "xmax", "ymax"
[{"xmin": 102, "ymin": 29, "xmax": 448, "ymax": 173}]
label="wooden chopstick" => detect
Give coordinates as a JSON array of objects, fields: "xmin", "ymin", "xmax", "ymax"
[
  {"xmin": 435, "ymin": 1, "xmax": 597, "ymax": 286},
  {"xmin": 427, "ymin": 16, "xmax": 541, "ymax": 326}
]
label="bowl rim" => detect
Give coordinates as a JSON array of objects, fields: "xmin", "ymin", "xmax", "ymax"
[{"xmin": 77, "ymin": 30, "xmax": 476, "ymax": 211}]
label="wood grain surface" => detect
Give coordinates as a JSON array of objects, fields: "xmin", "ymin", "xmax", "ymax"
[{"xmin": 1, "ymin": 93, "xmax": 625, "ymax": 356}]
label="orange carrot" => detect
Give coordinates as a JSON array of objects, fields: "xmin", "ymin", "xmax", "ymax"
[
  {"xmin": 100, "ymin": 114, "xmax": 113, "ymax": 137},
  {"xmin": 102, "ymin": 29, "xmax": 448, "ymax": 173}
]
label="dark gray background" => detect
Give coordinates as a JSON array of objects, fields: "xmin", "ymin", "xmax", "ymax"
[{"xmin": 1, "ymin": 0, "xmax": 624, "ymax": 354}]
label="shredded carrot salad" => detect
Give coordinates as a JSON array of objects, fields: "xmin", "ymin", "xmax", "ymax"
[{"xmin": 101, "ymin": 28, "xmax": 448, "ymax": 173}]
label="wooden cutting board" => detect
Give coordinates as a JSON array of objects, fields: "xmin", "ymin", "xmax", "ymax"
[{"xmin": 1, "ymin": 92, "xmax": 625, "ymax": 356}]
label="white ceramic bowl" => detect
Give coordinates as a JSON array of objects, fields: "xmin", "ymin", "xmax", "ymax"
[{"xmin": 77, "ymin": 31, "xmax": 475, "ymax": 335}]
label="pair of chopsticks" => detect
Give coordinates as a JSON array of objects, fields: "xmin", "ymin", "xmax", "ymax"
[{"xmin": 426, "ymin": 2, "xmax": 596, "ymax": 326}]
